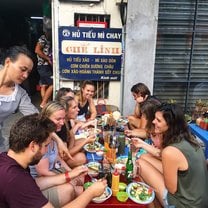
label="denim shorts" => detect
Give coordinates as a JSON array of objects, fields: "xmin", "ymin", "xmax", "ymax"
[
  {"xmin": 37, "ymin": 65, "xmax": 53, "ymax": 85},
  {"xmin": 163, "ymin": 189, "xmax": 175, "ymax": 208},
  {"xmin": 42, "ymin": 186, "xmax": 60, "ymax": 208}
]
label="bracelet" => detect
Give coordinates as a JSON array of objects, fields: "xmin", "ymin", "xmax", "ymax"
[{"xmin": 65, "ymin": 171, "xmax": 71, "ymax": 183}]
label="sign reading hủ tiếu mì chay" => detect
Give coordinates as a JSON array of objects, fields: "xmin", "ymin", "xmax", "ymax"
[{"xmin": 58, "ymin": 26, "xmax": 122, "ymax": 81}]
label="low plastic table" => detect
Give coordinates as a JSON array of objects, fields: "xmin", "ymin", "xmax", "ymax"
[
  {"xmin": 189, "ymin": 123, "xmax": 208, "ymax": 158},
  {"xmin": 85, "ymin": 174, "xmax": 148, "ymax": 208},
  {"xmin": 86, "ymin": 196, "xmax": 147, "ymax": 208}
]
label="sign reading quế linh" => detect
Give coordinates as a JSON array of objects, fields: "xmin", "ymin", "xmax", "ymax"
[{"xmin": 59, "ymin": 26, "xmax": 122, "ymax": 81}]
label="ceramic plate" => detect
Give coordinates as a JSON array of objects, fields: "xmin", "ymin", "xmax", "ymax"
[
  {"xmin": 83, "ymin": 141, "xmax": 103, "ymax": 153},
  {"xmin": 86, "ymin": 161, "xmax": 101, "ymax": 178},
  {"xmin": 126, "ymin": 182, "xmax": 155, "ymax": 204}
]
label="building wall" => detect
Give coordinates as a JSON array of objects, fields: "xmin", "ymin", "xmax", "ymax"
[
  {"xmin": 52, "ymin": 0, "xmax": 123, "ymax": 107},
  {"xmin": 122, "ymin": 0, "xmax": 159, "ymax": 116},
  {"xmin": 52, "ymin": 0, "xmax": 159, "ymax": 114}
]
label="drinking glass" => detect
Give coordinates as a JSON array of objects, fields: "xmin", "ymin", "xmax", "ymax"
[{"xmin": 117, "ymin": 133, "xmax": 126, "ymax": 156}]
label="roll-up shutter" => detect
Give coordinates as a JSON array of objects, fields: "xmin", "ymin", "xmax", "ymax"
[{"xmin": 154, "ymin": 0, "xmax": 208, "ymax": 113}]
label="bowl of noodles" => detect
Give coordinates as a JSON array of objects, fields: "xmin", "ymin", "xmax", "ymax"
[{"xmin": 92, "ymin": 187, "xmax": 112, "ymax": 203}]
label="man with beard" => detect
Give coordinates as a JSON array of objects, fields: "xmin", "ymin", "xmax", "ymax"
[{"xmin": 0, "ymin": 114, "xmax": 107, "ymax": 208}]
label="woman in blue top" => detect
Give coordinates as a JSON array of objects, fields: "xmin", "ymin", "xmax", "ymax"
[{"xmin": 30, "ymin": 101, "xmax": 85, "ymax": 198}]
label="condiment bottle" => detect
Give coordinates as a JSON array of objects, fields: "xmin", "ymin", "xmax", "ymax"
[
  {"xmin": 103, "ymin": 125, "xmax": 111, "ymax": 158},
  {"xmin": 204, "ymin": 112, "xmax": 208, "ymax": 130},
  {"xmin": 111, "ymin": 169, "xmax": 120, "ymax": 196},
  {"xmin": 125, "ymin": 149, "xmax": 133, "ymax": 183},
  {"xmin": 109, "ymin": 136, "xmax": 117, "ymax": 164}
]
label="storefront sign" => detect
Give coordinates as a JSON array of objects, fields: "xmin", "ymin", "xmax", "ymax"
[{"xmin": 59, "ymin": 26, "xmax": 122, "ymax": 81}]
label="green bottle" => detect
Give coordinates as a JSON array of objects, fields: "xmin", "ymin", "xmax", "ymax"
[{"xmin": 125, "ymin": 150, "xmax": 133, "ymax": 183}]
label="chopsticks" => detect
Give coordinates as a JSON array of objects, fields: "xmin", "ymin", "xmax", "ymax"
[{"xmin": 88, "ymin": 165, "xmax": 99, "ymax": 172}]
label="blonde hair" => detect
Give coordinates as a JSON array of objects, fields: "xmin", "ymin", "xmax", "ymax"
[
  {"xmin": 59, "ymin": 96, "xmax": 75, "ymax": 110},
  {"xmin": 58, "ymin": 97, "xmax": 76, "ymax": 138},
  {"xmin": 40, "ymin": 101, "xmax": 66, "ymax": 119}
]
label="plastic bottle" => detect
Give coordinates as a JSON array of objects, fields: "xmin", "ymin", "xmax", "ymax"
[
  {"xmin": 117, "ymin": 133, "xmax": 125, "ymax": 156},
  {"xmin": 111, "ymin": 169, "xmax": 120, "ymax": 196},
  {"xmin": 125, "ymin": 150, "xmax": 133, "ymax": 183},
  {"xmin": 103, "ymin": 125, "xmax": 111, "ymax": 159},
  {"xmin": 109, "ymin": 136, "xmax": 117, "ymax": 164}
]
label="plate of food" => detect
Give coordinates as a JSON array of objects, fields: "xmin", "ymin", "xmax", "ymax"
[
  {"xmin": 116, "ymin": 155, "xmax": 128, "ymax": 165},
  {"xmin": 126, "ymin": 182, "xmax": 155, "ymax": 204},
  {"xmin": 75, "ymin": 132, "xmax": 89, "ymax": 140},
  {"xmin": 113, "ymin": 155, "xmax": 128, "ymax": 174},
  {"xmin": 83, "ymin": 141, "xmax": 104, "ymax": 153},
  {"xmin": 92, "ymin": 187, "xmax": 112, "ymax": 203},
  {"xmin": 75, "ymin": 129, "xmax": 90, "ymax": 140},
  {"xmin": 86, "ymin": 161, "xmax": 101, "ymax": 178},
  {"xmin": 87, "ymin": 128, "xmax": 101, "ymax": 135}
]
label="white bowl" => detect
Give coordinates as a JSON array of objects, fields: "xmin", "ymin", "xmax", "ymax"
[
  {"xmin": 96, "ymin": 150, "xmax": 104, "ymax": 157},
  {"xmin": 114, "ymin": 163, "xmax": 126, "ymax": 174},
  {"xmin": 87, "ymin": 128, "xmax": 101, "ymax": 135},
  {"xmin": 86, "ymin": 161, "xmax": 101, "ymax": 178},
  {"xmin": 92, "ymin": 187, "xmax": 112, "ymax": 203}
]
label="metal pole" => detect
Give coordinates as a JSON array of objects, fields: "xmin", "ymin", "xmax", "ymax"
[
  {"xmin": 119, "ymin": 1, "xmax": 127, "ymax": 114},
  {"xmin": 51, "ymin": 0, "xmax": 60, "ymax": 98},
  {"xmin": 185, "ymin": 0, "xmax": 198, "ymax": 112}
]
